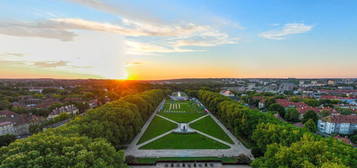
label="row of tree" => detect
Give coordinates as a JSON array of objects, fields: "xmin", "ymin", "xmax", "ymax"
[
  {"xmin": 0, "ymin": 89, "xmax": 167, "ymax": 168},
  {"xmin": 197, "ymin": 90, "xmax": 356, "ymax": 168}
]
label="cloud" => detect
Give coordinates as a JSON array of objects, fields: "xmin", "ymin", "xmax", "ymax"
[
  {"xmin": 259, "ymin": 23, "xmax": 313, "ymax": 40},
  {"xmin": 0, "ymin": 21, "xmax": 76, "ymax": 41},
  {"xmin": 125, "ymin": 61, "xmax": 143, "ymax": 67},
  {"xmin": 33, "ymin": 61, "xmax": 68, "ymax": 68},
  {"xmin": 51, "ymin": 18, "xmax": 210, "ymax": 37},
  {"xmin": 0, "ymin": 52, "xmax": 25, "ymax": 57},
  {"xmin": 0, "ymin": 18, "xmax": 220, "ymax": 41},
  {"xmin": 63, "ymin": 0, "xmax": 159, "ymax": 23},
  {"xmin": 126, "ymin": 41, "xmax": 200, "ymax": 55}
]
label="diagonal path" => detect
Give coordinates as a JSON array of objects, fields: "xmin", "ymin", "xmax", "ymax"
[
  {"xmin": 206, "ymin": 112, "xmax": 254, "ymax": 159},
  {"xmin": 193, "ymin": 129, "xmax": 233, "ymax": 147},
  {"xmin": 137, "ymin": 129, "xmax": 175, "ymax": 148},
  {"xmin": 126, "ymin": 99, "xmax": 166, "ymax": 148},
  {"xmin": 188, "ymin": 114, "xmax": 209, "ymax": 124},
  {"xmin": 156, "ymin": 114, "xmax": 179, "ymax": 124},
  {"xmin": 125, "ymin": 99, "xmax": 254, "ymax": 159}
]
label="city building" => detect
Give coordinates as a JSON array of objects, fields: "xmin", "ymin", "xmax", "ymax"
[
  {"xmin": 0, "ymin": 110, "xmax": 30, "ymax": 136},
  {"xmin": 0, "ymin": 121, "xmax": 15, "ymax": 135},
  {"xmin": 318, "ymin": 115, "xmax": 357, "ymax": 134},
  {"xmin": 47, "ymin": 104, "xmax": 79, "ymax": 119},
  {"xmin": 219, "ymin": 90, "xmax": 235, "ymax": 97}
]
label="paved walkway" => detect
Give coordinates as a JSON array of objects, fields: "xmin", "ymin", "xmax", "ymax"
[
  {"xmin": 156, "ymin": 114, "xmax": 179, "ymax": 124},
  {"xmin": 126, "ymin": 99, "xmax": 166, "ymax": 152},
  {"xmin": 125, "ymin": 99, "xmax": 253, "ymax": 159},
  {"xmin": 188, "ymin": 114, "xmax": 209, "ymax": 124},
  {"xmin": 137, "ymin": 130, "xmax": 175, "ymax": 148}
]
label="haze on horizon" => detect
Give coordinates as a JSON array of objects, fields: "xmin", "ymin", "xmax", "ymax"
[{"xmin": 0, "ymin": 0, "xmax": 356, "ymax": 80}]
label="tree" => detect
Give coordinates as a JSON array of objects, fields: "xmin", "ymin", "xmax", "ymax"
[
  {"xmin": 251, "ymin": 134, "xmax": 355, "ymax": 168},
  {"xmin": 302, "ymin": 110, "xmax": 318, "ymax": 123},
  {"xmin": 304, "ymin": 119, "xmax": 317, "ymax": 132},
  {"xmin": 0, "ymin": 134, "xmax": 16, "ymax": 147},
  {"xmin": 264, "ymin": 97, "xmax": 276, "ymax": 108},
  {"xmin": 268, "ymin": 103, "xmax": 286, "ymax": 117},
  {"xmin": 350, "ymin": 134, "xmax": 357, "ymax": 144},
  {"xmin": 320, "ymin": 110, "xmax": 331, "ymax": 117},
  {"xmin": 303, "ymin": 98, "xmax": 320, "ymax": 107},
  {"xmin": 0, "ymin": 135, "xmax": 126, "ymax": 168},
  {"xmin": 284, "ymin": 108, "xmax": 299, "ymax": 122},
  {"xmin": 0, "ymin": 99, "xmax": 11, "ymax": 110}
]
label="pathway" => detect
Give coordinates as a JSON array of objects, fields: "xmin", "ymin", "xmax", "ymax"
[
  {"xmin": 188, "ymin": 114, "xmax": 209, "ymax": 124},
  {"xmin": 125, "ymin": 99, "xmax": 253, "ymax": 159},
  {"xmin": 126, "ymin": 99, "xmax": 166, "ymax": 153},
  {"xmin": 156, "ymin": 114, "xmax": 179, "ymax": 124}
]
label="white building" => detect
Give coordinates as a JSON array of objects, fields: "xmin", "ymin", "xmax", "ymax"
[
  {"xmin": 47, "ymin": 104, "xmax": 79, "ymax": 119},
  {"xmin": 0, "ymin": 110, "xmax": 30, "ymax": 136},
  {"xmin": 170, "ymin": 92, "xmax": 188, "ymax": 101},
  {"xmin": 328, "ymin": 80, "xmax": 336, "ymax": 85},
  {"xmin": 318, "ymin": 115, "xmax": 357, "ymax": 134},
  {"xmin": 0, "ymin": 122, "xmax": 15, "ymax": 135},
  {"xmin": 219, "ymin": 90, "xmax": 235, "ymax": 97}
]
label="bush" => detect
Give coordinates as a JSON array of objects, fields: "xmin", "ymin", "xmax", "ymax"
[{"xmin": 235, "ymin": 154, "xmax": 251, "ymax": 164}]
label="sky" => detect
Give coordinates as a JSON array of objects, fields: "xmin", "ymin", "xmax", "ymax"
[{"xmin": 0, "ymin": 0, "xmax": 356, "ymax": 80}]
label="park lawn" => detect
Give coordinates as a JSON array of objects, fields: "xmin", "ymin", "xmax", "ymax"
[
  {"xmin": 158, "ymin": 112, "xmax": 205, "ymax": 123},
  {"xmin": 139, "ymin": 133, "xmax": 230, "ymax": 149},
  {"xmin": 162, "ymin": 100, "xmax": 204, "ymax": 113},
  {"xmin": 137, "ymin": 116, "xmax": 177, "ymax": 144},
  {"xmin": 135, "ymin": 157, "xmax": 239, "ymax": 164},
  {"xmin": 190, "ymin": 116, "xmax": 234, "ymax": 144}
]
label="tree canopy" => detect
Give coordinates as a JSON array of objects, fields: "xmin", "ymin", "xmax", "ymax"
[
  {"xmin": 197, "ymin": 90, "xmax": 356, "ymax": 168},
  {"xmin": 0, "ymin": 89, "xmax": 167, "ymax": 168}
]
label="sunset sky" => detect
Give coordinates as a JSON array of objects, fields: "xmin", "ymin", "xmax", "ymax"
[{"xmin": 1, "ymin": 0, "xmax": 357, "ymax": 80}]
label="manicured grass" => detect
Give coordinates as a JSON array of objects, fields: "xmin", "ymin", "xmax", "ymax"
[
  {"xmin": 139, "ymin": 133, "xmax": 230, "ymax": 149},
  {"xmin": 162, "ymin": 100, "xmax": 204, "ymax": 113},
  {"xmin": 138, "ymin": 116, "xmax": 177, "ymax": 144},
  {"xmin": 190, "ymin": 116, "xmax": 234, "ymax": 144},
  {"xmin": 135, "ymin": 157, "xmax": 239, "ymax": 164},
  {"xmin": 158, "ymin": 112, "xmax": 205, "ymax": 123}
]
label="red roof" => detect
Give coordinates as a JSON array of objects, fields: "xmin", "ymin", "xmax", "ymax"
[
  {"xmin": 0, "ymin": 110, "xmax": 18, "ymax": 116},
  {"xmin": 319, "ymin": 90, "xmax": 357, "ymax": 94},
  {"xmin": 320, "ymin": 95, "xmax": 355, "ymax": 100},
  {"xmin": 0, "ymin": 110, "xmax": 29, "ymax": 126},
  {"xmin": 323, "ymin": 115, "xmax": 357, "ymax": 124},
  {"xmin": 0, "ymin": 121, "xmax": 12, "ymax": 127},
  {"xmin": 334, "ymin": 135, "xmax": 352, "ymax": 145},
  {"xmin": 276, "ymin": 99, "xmax": 319, "ymax": 114}
]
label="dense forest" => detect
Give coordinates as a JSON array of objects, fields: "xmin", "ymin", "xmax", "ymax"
[
  {"xmin": 198, "ymin": 90, "xmax": 357, "ymax": 168},
  {"xmin": 0, "ymin": 89, "xmax": 167, "ymax": 168}
]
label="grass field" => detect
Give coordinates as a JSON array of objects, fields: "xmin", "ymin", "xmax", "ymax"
[
  {"xmin": 139, "ymin": 133, "xmax": 230, "ymax": 149},
  {"xmin": 162, "ymin": 100, "xmax": 204, "ymax": 113},
  {"xmin": 137, "ymin": 116, "xmax": 177, "ymax": 144},
  {"xmin": 190, "ymin": 116, "xmax": 234, "ymax": 144},
  {"xmin": 159, "ymin": 100, "xmax": 205, "ymax": 123},
  {"xmin": 158, "ymin": 112, "xmax": 205, "ymax": 123},
  {"xmin": 135, "ymin": 157, "xmax": 239, "ymax": 164}
]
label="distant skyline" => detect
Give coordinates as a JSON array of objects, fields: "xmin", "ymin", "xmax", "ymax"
[{"xmin": 1, "ymin": 0, "xmax": 357, "ymax": 80}]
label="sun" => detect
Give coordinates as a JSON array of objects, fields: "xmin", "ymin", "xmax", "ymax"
[{"xmin": 112, "ymin": 69, "xmax": 137, "ymax": 80}]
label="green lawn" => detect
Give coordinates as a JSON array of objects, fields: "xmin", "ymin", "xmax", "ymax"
[
  {"xmin": 139, "ymin": 133, "xmax": 230, "ymax": 149},
  {"xmin": 158, "ymin": 112, "xmax": 205, "ymax": 123},
  {"xmin": 190, "ymin": 116, "xmax": 234, "ymax": 144},
  {"xmin": 162, "ymin": 100, "xmax": 204, "ymax": 113},
  {"xmin": 137, "ymin": 116, "xmax": 177, "ymax": 144},
  {"xmin": 135, "ymin": 157, "xmax": 239, "ymax": 164}
]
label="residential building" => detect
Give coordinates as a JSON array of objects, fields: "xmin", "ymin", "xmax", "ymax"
[
  {"xmin": 276, "ymin": 99, "xmax": 319, "ymax": 119},
  {"xmin": 318, "ymin": 115, "xmax": 357, "ymax": 134},
  {"xmin": 47, "ymin": 104, "xmax": 79, "ymax": 119},
  {"xmin": 0, "ymin": 122, "xmax": 15, "ymax": 135},
  {"xmin": 219, "ymin": 90, "xmax": 235, "ymax": 97},
  {"xmin": 0, "ymin": 110, "xmax": 30, "ymax": 136}
]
